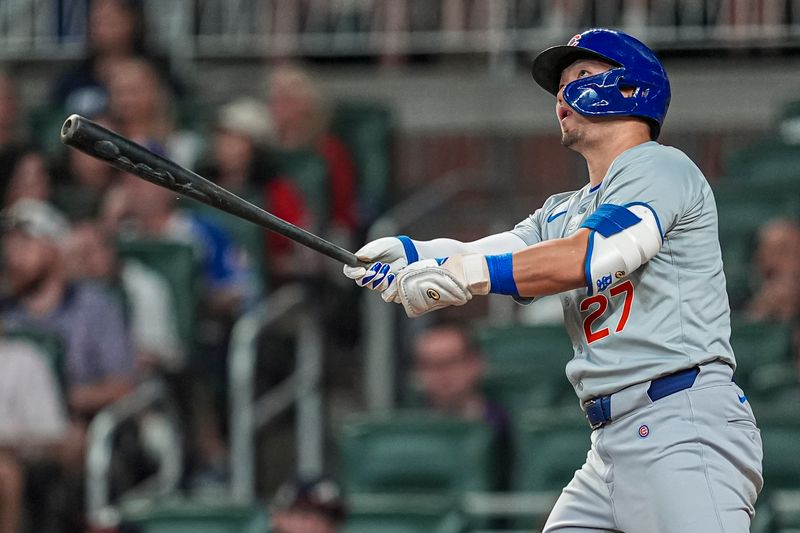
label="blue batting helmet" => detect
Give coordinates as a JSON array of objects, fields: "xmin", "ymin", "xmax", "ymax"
[{"xmin": 531, "ymin": 28, "xmax": 671, "ymax": 138}]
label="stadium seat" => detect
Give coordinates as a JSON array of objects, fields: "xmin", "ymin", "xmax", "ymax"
[
  {"xmin": 273, "ymin": 149, "xmax": 328, "ymax": 231},
  {"xmin": 724, "ymin": 140, "xmax": 800, "ymax": 184},
  {"xmin": 512, "ymin": 406, "xmax": 590, "ymax": 493},
  {"xmin": 338, "ymin": 411, "xmax": 497, "ymax": 495},
  {"xmin": 475, "ymin": 324, "xmax": 575, "ymax": 408},
  {"xmin": 331, "ymin": 102, "xmax": 394, "ymax": 223},
  {"xmin": 115, "ymin": 240, "xmax": 198, "ymax": 354},
  {"xmin": 752, "ymin": 403, "xmax": 800, "ymax": 491},
  {"xmin": 343, "ymin": 510, "xmax": 465, "ymax": 533},
  {"xmin": 729, "ymin": 318, "xmax": 794, "ymax": 391},
  {"xmin": 120, "ymin": 499, "xmax": 266, "ymax": 533}
]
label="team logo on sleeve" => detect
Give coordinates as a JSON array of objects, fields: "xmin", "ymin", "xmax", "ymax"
[
  {"xmin": 638, "ymin": 424, "xmax": 650, "ymax": 438},
  {"xmin": 596, "ymin": 274, "xmax": 612, "ymax": 292}
]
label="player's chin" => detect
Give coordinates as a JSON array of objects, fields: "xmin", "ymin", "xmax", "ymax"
[{"xmin": 561, "ymin": 129, "xmax": 581, "ymax": 148}]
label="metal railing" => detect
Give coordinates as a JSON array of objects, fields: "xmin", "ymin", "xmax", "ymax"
[
  {"xmin": 85, "ymin": 378, "xmax": 183, "ymax": 527},
  {"xmin": 228, "ymin": 283, "xmax": 323, "ymax": 503},
  {"xmin": 362, "ymin": 169, "xmax": 509, "ymax": 410},
  {"xmin": 3, "ymin": 0, "xmax": 800, "ymax": 63}
]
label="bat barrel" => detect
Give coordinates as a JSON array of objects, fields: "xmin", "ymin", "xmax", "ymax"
[{"xmin": 60, "ymin": 114, "xmax": 364, "ymax": 268}]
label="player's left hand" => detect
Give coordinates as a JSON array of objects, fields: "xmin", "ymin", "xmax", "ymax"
[{"xmin": 388, "ymin": 255, "xmax": 491, "ymax": 317}]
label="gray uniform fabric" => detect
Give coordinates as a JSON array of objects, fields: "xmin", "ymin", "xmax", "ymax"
[
  {"xmin": 511, "ymin": 141, "xmax": 733, "ymax": 401},
  {"xmin": 510, "ymin": 141, "xmax": 762, "ymax": 532}
]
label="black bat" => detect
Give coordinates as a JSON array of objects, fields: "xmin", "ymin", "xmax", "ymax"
[{"xmin": 60, "ymin": 114, "xmax": 364, "ymax": 267}]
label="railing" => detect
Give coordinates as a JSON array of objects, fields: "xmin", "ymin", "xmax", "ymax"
[
  {"xmin": 3, "ymin": 0, "xmax": 800, "ymax": 63},
  {"xmin": 228, "ymin": 283, "xmax": 323, "ymax": 503},
  {"xmin": 85, "ymin": 378, "xmax": 183, "ymax": 527},
  {"xmin": 362, "ymin": 169, "xmax": 507, "ymax": 410}
]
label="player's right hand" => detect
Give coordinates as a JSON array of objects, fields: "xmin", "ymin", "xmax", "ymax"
[{"xmin": 343, "ymin": 237, "xmax": 410, "ymax": 293}]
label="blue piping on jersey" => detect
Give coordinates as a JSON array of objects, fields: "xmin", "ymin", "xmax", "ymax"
[
  {"xmin": 396, "ymin": 235, "xmax": 419, "ymax": 264},
  {"xmin": 547, "ymin": 210, "xmax": 567, "ymax": 223},
  {"xmin": 580, "ymin": 204, "xmax": 641, "ymax": 237},
  {"xmin": 589, "ymin": 182, "xmax": 602, "ymax": 193},
  {"xmin": 625, "ymin": 201, "xmax": 664, "ymax": 242},
  {"xmin": 584, "ymin": 230, "xmax": 596, "ymax": 295}
]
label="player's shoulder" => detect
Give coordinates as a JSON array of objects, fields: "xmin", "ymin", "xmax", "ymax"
[
  {"xmin": 611, "ymin": 141, "xmax": 707, "ymax": 187},
  {"xmin": 541, "ymin": 190, "xmax": 579, "ymax": 216}
]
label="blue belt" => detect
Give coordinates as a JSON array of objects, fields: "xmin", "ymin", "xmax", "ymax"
[{"xmin": 583, "ymin": 366, "xmax": 700, "ymax": 429}]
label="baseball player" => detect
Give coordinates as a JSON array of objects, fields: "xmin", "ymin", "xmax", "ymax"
[{"xmin": 344, "ymin": 28, "xmax": 763, "ymax": 533}]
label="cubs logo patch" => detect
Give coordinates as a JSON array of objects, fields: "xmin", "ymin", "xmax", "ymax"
[
  {"xmin": 568, "ymin": 34, "xmax": 582, "ymax": 46},
  {"xmin": 638, "ymin": 424, "xmax": 650, "ymax": 438},
  {"xmin": 426, "ymin": 288, "xmax": 441, "ymax": 301}
]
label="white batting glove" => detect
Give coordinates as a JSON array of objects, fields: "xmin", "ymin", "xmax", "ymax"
[
  {"xmin": 343, "ymin": 237, "xmax": 409, "ymax": 294},
  {"xmin": 391, "ymin": 255, "xmax": 491, "ymax": 318}
]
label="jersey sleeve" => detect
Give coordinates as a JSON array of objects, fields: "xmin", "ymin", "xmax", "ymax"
[{"xmin": 597, "ymin": 147, "xmax": 705, "ymax": 238}]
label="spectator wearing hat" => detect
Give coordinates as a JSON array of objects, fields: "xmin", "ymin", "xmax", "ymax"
[
  {"xmin": 200, "ymin": 97, "xmax": 311, "ymax": 284},
  {"xmin": 270, "ymin": 476, "xmax": 347, "ymax": 533}
]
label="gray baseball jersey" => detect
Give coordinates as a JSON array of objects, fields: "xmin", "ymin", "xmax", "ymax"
[{"xmin": 510, "ymin": 141, "xmax": 734, "ymax": 401}]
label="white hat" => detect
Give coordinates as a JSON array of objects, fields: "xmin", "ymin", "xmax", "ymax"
[
  {"xmin": 1, "ymin": 199, "xmax": 70, "ymax": 242},
  {"xmin": 216, "ymin": 97, "xmax": 276, "ymax": 144}
]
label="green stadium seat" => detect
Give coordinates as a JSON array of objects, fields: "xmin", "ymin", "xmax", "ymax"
[
  {"xmin": 115, "ymin": 240, "xmax": 198, "ymax": 354},
  {"xmin": 752, "ymin": 490, "xmax": 800, "ymax": 533},
  {"xmin": 512, "ymin": 406, "xmax": 590, "ymax": 493},
  {"xmin": 331, "ymin": 102, "xmax": 394, "ymax": 222},
  {"xmin": 273, "ymin": 149, "xmax": 328, "ymax": 231},
  {"xmin": 343, "ymin": 510, "xmax": 464, "ymax": 533},
  {"xmin": 724, "ymin": 140, "xmax": 800, "ymax": 184},
  {"xmin": 475, "ymin": 324, "xmax": 575, "ymax": 407},
  {"xmin": 729, "ymin": 318, "xmax": 794, "ymax": 391},
  {"xmin": 28, "ymin": 105, "xmax": 67, "ymax": 156},
  {"xmin": 120, "ymin": 499, "xmax": 266, "ymax": 533},
  {"xmin": 752, "ymin": 403, "xmax": 800, "ymax": 492},
  {"xmin": 338, "ymin": 411, "xmax": 497, "ymax": 495}
]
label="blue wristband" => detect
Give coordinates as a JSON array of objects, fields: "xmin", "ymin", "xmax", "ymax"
[
  {"xmin": 396, "ymin": 235, "xmax": 419, "ymax": 264},
  {"xmin": 486, "ymin": 253, "xmax": 519, "ymax": 297}
]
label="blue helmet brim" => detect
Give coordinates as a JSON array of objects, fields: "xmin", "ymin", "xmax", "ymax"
[{"xmin": 531, "ymin": 45, "xmax": 622, "ymax": 96}]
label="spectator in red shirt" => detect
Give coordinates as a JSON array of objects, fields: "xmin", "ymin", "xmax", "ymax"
[{"xmin": 267, "ymin": 64, "xmax": 359, "ymax": 242}]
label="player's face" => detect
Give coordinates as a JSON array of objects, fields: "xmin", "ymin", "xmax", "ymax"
[{"xmin": 556, "ymin": 59, "xmax": 617, "ymax": 147}]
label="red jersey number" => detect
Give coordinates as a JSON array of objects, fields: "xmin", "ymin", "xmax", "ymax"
[{"xmin": 580, "ymin": 280, "xmax": 635, "ymax": 344}]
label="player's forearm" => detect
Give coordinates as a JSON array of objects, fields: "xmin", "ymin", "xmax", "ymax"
[{"xmin": 511, "ymin": 229, "xmax": 589, "ymax": 297}]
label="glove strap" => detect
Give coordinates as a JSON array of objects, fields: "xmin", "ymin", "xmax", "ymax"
[
  {"xmin": 396, "ymin": 235, "xmax": 419, "ymax": 264},
  {"xmin": 486, "ymin": 253, "xmax": 520, "ymax": 297}
]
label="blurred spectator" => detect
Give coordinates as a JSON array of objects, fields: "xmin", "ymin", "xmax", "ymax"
[
  {"xmin": 0, "ymin": 71, "xmax": 28, "ymax": 201},
  {"xmin": 0, "ymin": 336, "xmax": 68, "ymax": 533},
  {"xmin": 0, "ymin": 199, "xmax": 135, "ymax": 421},
  {"xmin": 200, "ymin": 97, "xmax": 312, "ymax": 282},
  {"xmin": 270, "ymin": 476, "xmax": 347, "ymax": 533},
  {"xmin": 413, "ymin": 322, "xmax": 510, "ymax": 488},
  {"xmin": 106, "ymin": 57, "xmax": 201, "ymax": 168},
  {"xmin": 102, "ymin": 173, "xmax": 259, "ymax": 313},
  {"xmin": 3, "ymin": 149, "xmax": 53, "ymax": 207},
  {"xmin": 268, "ymin": 64, "xmax": 359, "ymax": 240},
  {"xmin": 52, "ymin": 0, "xmax": 184, "ymax": 118},
  {"xmin": 746, "ymin": 218, "xmax": 800, "ymax": 323},
  {"xmin": 64, "ymin": 221, "xmax": 184, "ymax": 373}
]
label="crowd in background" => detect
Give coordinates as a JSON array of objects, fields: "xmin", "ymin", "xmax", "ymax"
[{"xmin": 1, "ymin": 1, "xmax": 800, "ymax": 533}]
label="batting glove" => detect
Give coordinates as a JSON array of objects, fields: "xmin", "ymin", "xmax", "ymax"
[
  {"xmin": 391, "ymin": 255, "xmax": 490, "ymax": 318},
  {"xmin": 343, "ymin": 236, "xmax": 414, "ymax": 294}
]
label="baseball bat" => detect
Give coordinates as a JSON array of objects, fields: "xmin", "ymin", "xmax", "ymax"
[{"xmin": 60, "ymin": 114, "xmax": 364, "ymax": 267}]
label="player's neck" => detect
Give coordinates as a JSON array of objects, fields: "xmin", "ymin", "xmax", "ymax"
[{"xmin": 581, "ymin": 124, "xmax": 651, "ymax": 186}]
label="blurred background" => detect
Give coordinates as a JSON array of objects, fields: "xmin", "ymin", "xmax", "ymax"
[{"xmin": 0, "ymin": 1, "xmax": 798, "ymax": 532}]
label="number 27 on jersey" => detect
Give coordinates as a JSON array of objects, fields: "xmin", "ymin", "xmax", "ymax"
[{"xmin": 580, "ymin": 280, "xmax": 634, "ymax": 344}]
